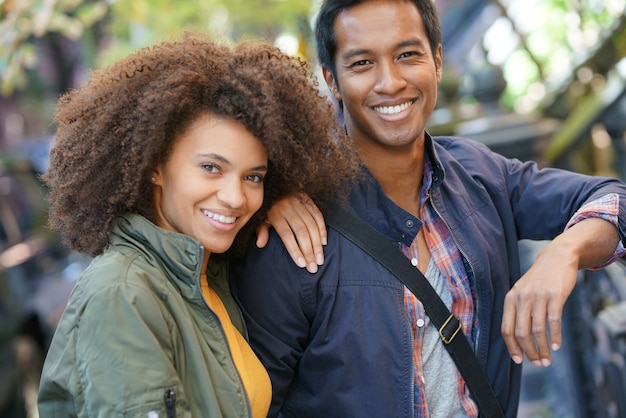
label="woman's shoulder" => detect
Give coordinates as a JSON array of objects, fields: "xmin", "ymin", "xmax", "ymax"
[{"xmin": 69, "ymin": 248, "xmax": 166, "ymax": 310}]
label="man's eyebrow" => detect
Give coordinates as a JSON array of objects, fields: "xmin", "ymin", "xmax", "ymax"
[
  {"xmin": 397, "ymin": 38, "xmax": 428, "ymax": 49},
  {"xmin": 340, "ymin": 48, "xmax": 371, "ymax": 61}
]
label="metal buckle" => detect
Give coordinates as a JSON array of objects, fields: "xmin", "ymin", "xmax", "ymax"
[{"xmin": 439, "ymin": 314, "xmax": 461, "ymax": 344}]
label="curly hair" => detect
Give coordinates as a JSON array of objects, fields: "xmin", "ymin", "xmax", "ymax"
[{"xmin": 44, "ymin": 32, "xmax": 360, "ymax": 258}]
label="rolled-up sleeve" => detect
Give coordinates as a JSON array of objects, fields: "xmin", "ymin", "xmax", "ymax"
[{"xmin": 565, "ymin": 193, "xmax": 626, "ymax": 267}]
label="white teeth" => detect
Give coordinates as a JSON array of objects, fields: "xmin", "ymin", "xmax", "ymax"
[
  {"xmin": 374, "ymin": 101, "xmax": 413, "ymax": 115},
  {"xmin": 203, "ymin": 210, "xmax": 236, "ymax": 224}
]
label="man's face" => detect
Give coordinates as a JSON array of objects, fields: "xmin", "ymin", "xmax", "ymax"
[{"xmin": 323, "ymin": 0, "xmax": 442, "ymax": 154}]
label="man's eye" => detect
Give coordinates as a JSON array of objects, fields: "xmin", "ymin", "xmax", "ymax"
[
  {"xmin": 399, "ymin": 51, "xmax": 425, "ymax": 60},
  {"xmin": 351, "ymin": 59, "xmax": 370, "ymax": 67}
]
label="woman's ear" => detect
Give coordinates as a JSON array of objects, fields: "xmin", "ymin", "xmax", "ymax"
[
  {"xmin": 151, "ymin": 167, "xmax": 164, "ymax": 226},
  {"xmin": 151, "ymin": 167, "xmax": 163, "ymax": 186}
]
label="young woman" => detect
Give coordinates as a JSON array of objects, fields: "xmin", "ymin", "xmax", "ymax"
[{"xmin": 37, "ymin": 33, "xmax": 359, "ymax": 417}]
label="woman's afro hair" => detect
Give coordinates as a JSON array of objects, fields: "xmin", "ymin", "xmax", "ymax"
[{"xmin": 44, "ymin": 31, "xmax": 360, "ymax": 258}]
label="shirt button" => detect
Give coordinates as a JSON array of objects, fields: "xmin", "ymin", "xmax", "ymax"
[
  {"xmin": 411, "ymin": 258, "xmax": 418, "ymax": 267},
  {"xmin": 406, "ymin": 220, "xmax": 414, "ymax": 228},
  {"xmin": 417, "ymin": 318, "xmax": 425, "ymax": 327}
]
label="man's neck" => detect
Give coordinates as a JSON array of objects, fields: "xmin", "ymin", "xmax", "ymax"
[{"xmin": 359, "ymin": 143, "xmax": 425, "ymax": 217}]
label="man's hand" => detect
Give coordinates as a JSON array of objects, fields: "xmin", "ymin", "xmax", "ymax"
[
  {"xmin": 256, "ymin": 193, "xmax": 326, "ymax": 273},
  {"xmin": 501, "ymin": 218, "xmax": 619, "ymax": 367}
]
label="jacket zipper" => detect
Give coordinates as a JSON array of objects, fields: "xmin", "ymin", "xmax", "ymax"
[
  {"xmin": 197, "ymin": 261, "xmax": 253, "ymax": 417},
  {"xmin": 164, "ymin": 388, "xmax": 176, "ymax": 418}
]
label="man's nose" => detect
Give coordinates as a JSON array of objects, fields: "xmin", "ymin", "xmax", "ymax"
[{"xmin": 374, "ymin": 61, "xmax": 408, "ymax": 95}]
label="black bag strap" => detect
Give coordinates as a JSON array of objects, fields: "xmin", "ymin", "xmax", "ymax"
[{"xmin": 326, "ymin": 205, "xmax": 505, "ymax": 418}]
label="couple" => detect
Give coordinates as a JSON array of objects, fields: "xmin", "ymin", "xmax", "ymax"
[{"xmin": 38, "ymin": 0, "xmax": 626, "ymax": 417}]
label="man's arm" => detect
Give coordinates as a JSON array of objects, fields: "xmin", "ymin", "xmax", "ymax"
[{"xmin": 501, "ymin": 217, "xmax": 619, "ymax": 367}]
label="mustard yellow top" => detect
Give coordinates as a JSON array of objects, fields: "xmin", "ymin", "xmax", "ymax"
[{"xmin": 200, "ymin": 274, "xmax": 271, "ymax": 417}]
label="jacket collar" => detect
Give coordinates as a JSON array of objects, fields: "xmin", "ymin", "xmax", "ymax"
[
  {"xmin": 425, "ymin": 131, "xmax": 445, "ymax": 188},
  {"xmin": 348, "ymin": 132, "xmax": 443, "ymax": 247},
  {"xmin": 110, "ymin": 214, "xmax": 204, "ymax": 296}
]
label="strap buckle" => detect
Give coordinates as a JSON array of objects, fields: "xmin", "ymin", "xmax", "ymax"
[{"xmin": 439, "ymin": 314, "xmax": 462, "ymax": 344}]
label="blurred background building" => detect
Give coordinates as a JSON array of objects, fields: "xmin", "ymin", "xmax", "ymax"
[{"xmin": 1, "ymin": 0, "xmax": 625, "ymax": 417}]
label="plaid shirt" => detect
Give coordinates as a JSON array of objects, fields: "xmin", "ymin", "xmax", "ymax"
[{"xmin": 402, "ymin": 158, "xmax": 625, "ymax": 417}]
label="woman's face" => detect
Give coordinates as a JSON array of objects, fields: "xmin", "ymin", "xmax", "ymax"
[{"xmin": 152, "ymin": 113, "xmax": 267, "ymax": 262}]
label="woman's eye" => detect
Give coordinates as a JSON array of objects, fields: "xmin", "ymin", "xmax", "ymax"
[
  {"xmin": 246, "ymin": 174, "xmax": 264, "ymax": 184},
  {"xmin": 202, "ymin": 163, "xmax": 220, "ymax": 173}
]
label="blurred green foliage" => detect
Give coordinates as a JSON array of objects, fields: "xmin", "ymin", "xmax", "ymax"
[
  {"xmin": 0, "ymin": 0, "xmax": 624, "ymax": 143},
  {"xmin": 0, "ymin": 0, "xmax": 314, "ymax": 96},
  {"xmin": 0, "ymin": 0, "xmax": 108, "ymax": 95},
  {"xmin": 101, "ymin": 0, "xmax": 313, "ymax": 65}
]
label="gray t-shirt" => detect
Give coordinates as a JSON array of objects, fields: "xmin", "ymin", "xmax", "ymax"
[{"xmin": 419, "ymin": 258, "xmax": 468, "ymax": 417}]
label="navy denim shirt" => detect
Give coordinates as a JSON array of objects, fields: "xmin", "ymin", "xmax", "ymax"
[{"xmin": 233, "ymin": 134, "xmax": 626, "ymax": 418}]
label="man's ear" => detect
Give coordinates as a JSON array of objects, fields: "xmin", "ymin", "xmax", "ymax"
[
  {"xmin": 322, "ymin": 66, "xmax": 341, "ymax": 101},
  {"xmin": 435, "ymin": 44, "xmax": 443, "ymax": 83}
]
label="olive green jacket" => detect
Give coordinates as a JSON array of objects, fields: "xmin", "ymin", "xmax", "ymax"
[{"xmin": 38, "ymin": 214, "xmax": 252, "ymax": 417}]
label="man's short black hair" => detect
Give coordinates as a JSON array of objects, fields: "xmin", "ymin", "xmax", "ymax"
[{"xmin": 314, "ymin": 0, "xmax": 443, "ymax": 78}]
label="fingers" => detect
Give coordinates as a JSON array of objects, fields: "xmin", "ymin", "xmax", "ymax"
[
  {"xmin": 299, "ymin": 193, "xmax": 327, "ymax": 256},
  {"xmin": 256, "ymin": 221, "xmax": 271, "ymax": 248},
  {"xmin": 273, "ymin": 213, "xmax": 317, "ymax": 272},
  {"xmin": 502, "ymin": 289, "xmax": 548, "ymax": 367},
  {"xmin": 265, "ymin": 194, "xmax": 327, "ymax": 273},
  {"xmin": 530, "ymin": 302, "xmax": 551, "ymax": 367},
  {"xmin": 503, "ymin": 218, "xmax": 616, "ymax": 365},
  {"xmin": 546, "ymin": 301, "xmax": 563, "ymax": 353},
  {"xmin": 502, "ymin": 280, "xmax": 567, "ymax": 368},
  {"xmin": 501, "ymin": 292, "xmax": 524, "ymax": 364}
]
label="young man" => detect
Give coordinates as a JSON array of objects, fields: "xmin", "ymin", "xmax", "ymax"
[{"xmin": 233, "ymin": 0, "xmax": 626, "ymax": 416}]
